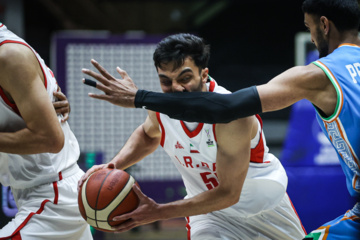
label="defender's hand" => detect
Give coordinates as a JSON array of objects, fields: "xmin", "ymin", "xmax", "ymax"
[{"xmin": 82, "ymin": 59, "xmax": 138, "ymax": 108}]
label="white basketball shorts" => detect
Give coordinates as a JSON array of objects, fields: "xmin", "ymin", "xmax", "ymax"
[
  {"xmin": 0, "ymin": 164, "xmax": 92, "ymax": 240},
  {"xmin": 186, "ymin": 193, "xmax": 306, "ymax": 240}
]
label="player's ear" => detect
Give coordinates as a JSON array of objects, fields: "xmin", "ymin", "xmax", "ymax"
[
  {"xmin": 320, "ymin": 16, "xmax": 330, "ymax": 35},
  {"xmin": 201, "ymin": 68, "xmax": 209, "ymax": 83}
]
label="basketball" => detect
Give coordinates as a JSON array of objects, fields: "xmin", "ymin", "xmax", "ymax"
[{"xmin": 78, "ymin": 168, "xmax": 140, "ymax": 232}]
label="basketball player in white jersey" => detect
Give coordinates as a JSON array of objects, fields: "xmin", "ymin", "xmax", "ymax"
[
  {"xmin": 80, "ymin": 33, "xmax": 306, "ymax": 239},
  {"xmin": 0, "ymin": 23, "xmax": 92, "ymax": 239}
]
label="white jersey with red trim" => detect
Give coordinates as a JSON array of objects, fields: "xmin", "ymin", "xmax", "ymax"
[
  {"xmin": 0, "ymin": 24, "xmax": 80, "ymax": 189},
  {"xmin": 157, "ymin": 78, "xmax": 288, "ymax": 217}
]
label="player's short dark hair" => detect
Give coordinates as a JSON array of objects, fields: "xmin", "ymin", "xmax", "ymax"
[
  {"xmin": 302, "ymin": 0, "xmax": 360, "ymax": 32},
  {"xmin": 153, "ymin": 33, "xmax": 210, "ymax": 72}
]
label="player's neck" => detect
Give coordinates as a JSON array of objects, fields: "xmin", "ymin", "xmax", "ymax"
[{"xmin": 183, "ymin": 121, "xmax": 199, "ymax": 131}]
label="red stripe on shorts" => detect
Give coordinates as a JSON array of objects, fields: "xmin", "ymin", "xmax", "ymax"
[
  {"xmin": 11, "ymin": 231, "xmax": 22, "ymax": 240},
  {"xmin": 186, "ymin": 217, "xmax": 191, "ymax": 240},
  {"xmin": 0, "ymin": 179, "xmax": 61, "ymax": 240},
  {"xmin": 0, "ymin": 199, "xmax": 51, "ymax": 240}
]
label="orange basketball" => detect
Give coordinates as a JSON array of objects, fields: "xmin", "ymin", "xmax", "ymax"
[{"xmin": 78, "ymin": 168, "xmax": 140, "ymax": 232}]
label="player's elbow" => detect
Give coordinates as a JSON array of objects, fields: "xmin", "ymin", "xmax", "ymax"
[
  {"xmin": 220, "ymin": 188, "xmax": 241, "ymax": 208},
  {"xmin": 228, "ymin": 192, "xmax": 240, "ymax": 206},
  {"xmin": 46, "ymin": 131, "xmax": 65, "ymax": 153}
]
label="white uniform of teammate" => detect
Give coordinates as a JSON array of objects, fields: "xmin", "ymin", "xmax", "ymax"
[
  {"xmin": 156, "ymin": 79, "xmax": 306, "ymax": 239},
  {"xmin": 0, "ymin": 24, "xmax": 92, "ymax": 240}
]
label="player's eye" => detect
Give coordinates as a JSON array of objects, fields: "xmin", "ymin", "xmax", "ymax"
[
  {"xmin": 180, "ymin": 76, "xmax": 191, "ymax": 83},
  {"xmin": 161, "ymin": 80, "xmax": 172, "ymax": 86}
]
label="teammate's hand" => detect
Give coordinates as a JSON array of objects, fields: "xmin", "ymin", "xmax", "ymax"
[
  {"xmin": 77, "ymin": 163, "xmax": 115, "ymax": 192},
  {"xmin": 82, "ymin": 59, "xmax": 138, "ymax": 108},
  {"xmin": 53, "ymin": 87, "xmax": 71, "ymax": 123}
]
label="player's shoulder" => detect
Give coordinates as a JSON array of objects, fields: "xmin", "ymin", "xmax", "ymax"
[
  {"xmin": 296, "ymin": 63, "xmax": 323, "ymax": 77},
  {"xmin": 288, "ymin": 63, "xmax": 327, "ymax": 91},
  {"xmin": 0, "ymin": 42, "xmax": 33, "ymax": 67}
]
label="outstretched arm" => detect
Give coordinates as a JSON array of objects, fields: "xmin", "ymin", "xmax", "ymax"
[
  {"xmin": 134, "ymin": 86, "xmax": 262, "ymax": 123},
  {"xmin": 83, "ymin": 60, "xmax": 326, "ymax": 123},
  {"xmin": 135, "ymin": 65, "xmax": 326, "ymax": 122},
  {"xmin": 82, "ymin": 59, "xmax": 262, "ymax": 123}
]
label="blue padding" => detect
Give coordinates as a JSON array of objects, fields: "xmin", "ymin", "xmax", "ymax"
[
  {"xmin": 137, "ymin": 180, "xmax": 186, "ymax": 203},
  {"xmin": 285, "ymin": 166, "xmax": 357, "ymax": 233}
]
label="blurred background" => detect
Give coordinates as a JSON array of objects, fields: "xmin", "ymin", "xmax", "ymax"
[{"xmin": 0, "ymin": 0, "xmax": 357, "ymax": 239}]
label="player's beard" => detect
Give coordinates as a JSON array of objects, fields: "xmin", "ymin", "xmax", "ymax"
[
  {"xmin": 316, "ymin": 27, "xmax": 329, "ymax": 58},
  {"xmin": 184, "ymin": 75, "xmax": 204, "ymax": 93}
]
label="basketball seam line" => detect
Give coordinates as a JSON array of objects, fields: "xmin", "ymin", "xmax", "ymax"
[
  {"xmin": 94, "ymin": 169, "xmax": 114, "ymax": 228},
  {"xmin": 109, "ymin": 175, "xmax": 133, "ymax": 223}
]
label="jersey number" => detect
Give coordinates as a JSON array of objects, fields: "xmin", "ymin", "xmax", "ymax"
[{"xmin": 200, "ymin": 172, "xmax": 219, "ymax": 190}]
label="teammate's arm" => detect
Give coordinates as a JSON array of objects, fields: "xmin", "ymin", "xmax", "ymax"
[
  {"xmin": 0, "ymin": 43, "xmax": 64, "ymax": 154},
  {"xmin": 111, "ymin": 117, "xmax": 253, "ymax": 232}
]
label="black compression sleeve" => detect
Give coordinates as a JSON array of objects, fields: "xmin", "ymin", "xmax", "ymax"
[{"xmin": 134, "ymin": 86, "xmax": 262, "ymax": 124}]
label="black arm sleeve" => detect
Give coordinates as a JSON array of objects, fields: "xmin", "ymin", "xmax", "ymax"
[{"xmin": 134, "ymin": 86, "xmax": 262, "ymax": 124}]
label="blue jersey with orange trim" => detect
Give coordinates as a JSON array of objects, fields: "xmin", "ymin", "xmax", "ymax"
[{"xmin": 313, "ymin": 44, "xmax": 360, "ymax": 200}]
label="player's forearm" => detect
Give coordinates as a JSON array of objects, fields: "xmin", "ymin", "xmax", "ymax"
[
  {"xmin": 112, "ymin": 125, "xmax": 160, "ymax": 170},
  {"xmin": 134, "ymin": 86, "xmax": 263, "ymax": 124},
  {"xmin": 157, "ymin": 186, "xmax": 240, "ymax": 220},
  {"xmin": 0, "ymin": 128, "xmax": 64, "ymax": 154}
]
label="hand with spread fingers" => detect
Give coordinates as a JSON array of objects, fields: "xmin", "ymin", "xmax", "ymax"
[{"xmin": 82, "ymin": 59, "xmax": 138, "ymax": 108}]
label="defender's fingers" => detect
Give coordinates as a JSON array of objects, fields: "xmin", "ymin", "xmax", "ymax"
[
  {"xmin": 82, "ymin": 68, "xmax": 110, "ymax": 86},
  {"xmin": 83, "ymin": 79, "xmax": 112, "ymax": 93},
  {"xmin": 116, "ymin": 67, "xmax": 129, "ymax": 79},
  {"xmin": 83, "ymin": 79, "xmax": 97, "ymax": 88},
  {"xmin": 88, "ymin": 93, "xmax": 114, "ymax": 101},
  {"xmin": 91, "ymin": 59, "xmax": 117, "ymax": 81}
]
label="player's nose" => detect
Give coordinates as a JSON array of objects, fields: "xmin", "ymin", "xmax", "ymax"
[{"xmin": 172, "ymin": 82, "xmax": 185, "ymax": 92}]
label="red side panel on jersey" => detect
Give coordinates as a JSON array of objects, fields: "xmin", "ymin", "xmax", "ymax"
[
  {"xmin": 250, "ymin": 115, "xmax": 265, "ymax": 163},
  {"xmin": 156, "ymin": 112, "xmax": 166, "ymax": 147},
  {"xmin": 212, "ymin": 124, "xmax": 217, "ymax": 142},
  {"xmin": 0, "ymin": 87, "xmax": 20, "ymax": 116}
]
